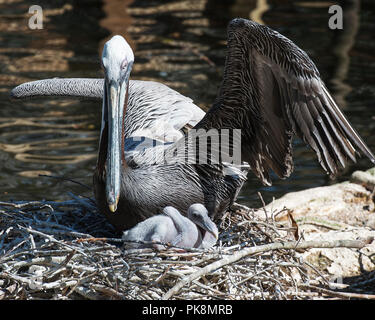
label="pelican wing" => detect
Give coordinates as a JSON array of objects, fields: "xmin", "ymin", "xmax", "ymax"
[
  {"xmin": 162, "ymin": 207, "xmax": 188, "ymax": 236},
  {"xmin": 194, "ymin": 18, "xmax": 375, "ymax": 185},
  {"xmin": 124, "ymin": 80, "xmax": 205, "ymax": 142},
  {"xmin": 11, "ymin": 78, "xmax": 205, "ymax": 141}
]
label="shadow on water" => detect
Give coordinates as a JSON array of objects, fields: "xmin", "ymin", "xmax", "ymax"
[{"xmin": 0, "ymin": 0, "xmax": 374, "ymax": 208}]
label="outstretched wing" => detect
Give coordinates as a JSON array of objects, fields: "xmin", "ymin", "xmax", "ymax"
[
  {"xmin": 11, "ymin": 78, "xmax": 205, "ymax": 141},
  {"xmin": 195, "ymin": 18, "xmax": 375, "ymax": 185}
]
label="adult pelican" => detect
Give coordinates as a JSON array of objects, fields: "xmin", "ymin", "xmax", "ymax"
[{"xmin": 11, "ymin": 19, "xmax": 375, "ymax": 231}]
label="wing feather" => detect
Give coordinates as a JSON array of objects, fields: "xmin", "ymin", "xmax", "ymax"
[{"xmin": 194, "ymin": 18, "xmax": 375, "ymax": 184}]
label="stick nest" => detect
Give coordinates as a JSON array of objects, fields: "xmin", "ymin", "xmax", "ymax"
[{"xmin": 0, "ymin": 196, "xmax": 372, "ymax": 300}]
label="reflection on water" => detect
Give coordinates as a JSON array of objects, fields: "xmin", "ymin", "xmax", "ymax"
[
  {"xmin": 249, "ymin": 0, "xmax": 270, "ymax": 24},
  {"xmin": 327, "ymin": 0, "xmax": 359, "ymax": 109},
  {"xmin": 0, "ymin": 0, "xmax": 374, "ymax": 207}
]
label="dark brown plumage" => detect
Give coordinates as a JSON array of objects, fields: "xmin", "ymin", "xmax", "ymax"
[{"xmin": 196, "ymin": 18, "xmax": 375, "ymax": 185}]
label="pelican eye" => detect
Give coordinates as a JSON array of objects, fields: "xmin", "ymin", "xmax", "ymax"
[{"xmin": 121, "ymin": 59, "xmax": 128, "ymax": 70}]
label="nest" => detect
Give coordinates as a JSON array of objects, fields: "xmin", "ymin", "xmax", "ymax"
[{"xmin": 0, "ymin": 194, "xmax": 373, "ymax": 300}]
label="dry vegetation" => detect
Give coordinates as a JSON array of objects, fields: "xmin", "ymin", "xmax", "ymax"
[{"xmin": 1, "ymin": 194, "xmax": 374, "ymax": 300}]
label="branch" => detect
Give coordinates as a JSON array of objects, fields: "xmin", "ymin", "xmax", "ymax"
[
  {"xmin": 162, "ymin": 237, "xmax": 374, "ymax": 300},
  {"xmin": 300, "ymin": 284, "xmax": 375, "ymax": 300}
]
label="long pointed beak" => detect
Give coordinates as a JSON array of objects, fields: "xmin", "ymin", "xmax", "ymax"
[
  {"xmin": 198, "ymin": 217, "xmax": 219, "ymax": 240},
  {"xmin": 104, "ymin": 72, "xmax": 129, "ymax": 213}
]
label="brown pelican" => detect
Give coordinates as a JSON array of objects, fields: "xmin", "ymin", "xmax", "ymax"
[
  {"xmin": 11, "ymin": 19, "xmax": 375, "ymax": 231},
  {"xmin": 122, "ymin": 203, "xmax": 218, "ymax": 250}
]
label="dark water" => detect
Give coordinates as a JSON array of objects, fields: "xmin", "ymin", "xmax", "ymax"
[{"xmin": 0, "ymin": 0, "xmax": 374, "ymax": 208}]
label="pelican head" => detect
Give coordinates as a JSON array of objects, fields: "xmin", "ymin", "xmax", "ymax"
[
  {"xmin": 101, "ymin": 35, "xmax": 134, "ymax": 213},
  {"xmin": 187, "ymin": 204, "xmax": 218, "ymax": 241}
]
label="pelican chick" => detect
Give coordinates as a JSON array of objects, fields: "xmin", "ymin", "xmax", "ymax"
[{"xmin": 122, "ymin": 204, "xmax": 218, "ymax": 250}]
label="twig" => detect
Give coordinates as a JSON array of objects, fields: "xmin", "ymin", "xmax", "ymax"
[
  {"xmin": 66, "ymin": 192, "xmax": 97, "ymax": 210},
  {"xmin": 300, "ymin": 284, "xmax": 375, "ymax": 300},
  {"xmin": 90, "ymin": 284, "xmax": 125, "ymax": 300},
  {"xmin": 230, "ymin": 202, "xmax": 251, "ymax": 212},
  {"xmin": 257, "ymin": 192, "xmax": 268, "ymax": 222},
  {"xmin": 18, "ymin": 225, "xmax": 87, "ymax": 256},
  {"xmin": 39, "ymin": 174, "xmax": 92, "ymax": 191}
]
